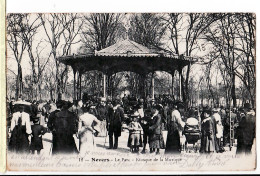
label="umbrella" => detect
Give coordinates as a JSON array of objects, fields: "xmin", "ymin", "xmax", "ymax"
[
  {"xmin": 13, "ymin": 101, "xmax": 34, "ymax": 120},
  {"xmin": 13, "ymin": 100, "xmax": 31, "ymax": 105}
]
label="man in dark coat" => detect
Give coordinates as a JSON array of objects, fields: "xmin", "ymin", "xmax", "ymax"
[
  {"xmin": 96, "ymin": 97, "xmax": 108, "ymax": 137},
  {"xmin": 236, "ymin": 103, "xmax": 256, "ymax": 155},
  {"xmin": 140, "ymin": 109, "xmax": 152, "ymax": 154},
  {"xmin": 97, "ymin": 98, "xmax": 108, "ymax": 121},
  {"xmin": 107, "ymin": 98, "xmax": 124, "ymax": 149},
  {"xmin": 47, "ymin": 100, "xmax": 78, "ymax": 154}
]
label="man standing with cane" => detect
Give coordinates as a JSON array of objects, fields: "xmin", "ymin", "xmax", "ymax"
[
  {"xmin": 97, "ymin": 97, "xmax": 108, "ymax": 137},
  {"xmin": 107, "ymin": 98, "xmax": 124, "ymax": 149}
]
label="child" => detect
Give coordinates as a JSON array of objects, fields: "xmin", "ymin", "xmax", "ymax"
[
  {"xmin": 127, "ymin": 112, "xmax": 143, "ymax": 153},
  {"xmin": 30, "ymin": 117, "xmax": 47, "ymax": 154}
]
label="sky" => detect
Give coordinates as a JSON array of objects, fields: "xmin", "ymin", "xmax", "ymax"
[{"xmin": 6, "ymin": 13, "xmax": 227, "ymax": 87}]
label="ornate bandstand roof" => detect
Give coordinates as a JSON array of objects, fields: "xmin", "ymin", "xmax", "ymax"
[{"xmin": 58, "ymin": 39, "xmax": 194, "ymax": 76}]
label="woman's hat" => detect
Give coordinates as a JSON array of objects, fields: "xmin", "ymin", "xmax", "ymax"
[
  {"xmin": 203, "ymin": 108, "xmax": 212, "ymax": 115},
  {"xmin": 138, "ymin": 98, "xmax": 144, "ymax": 104},
  {"xmin": 131, "ymin": 112, "xmax": 140, "ymax": 117},
  {"xmin": 32, "ymin": 117, "xmax": 39, "ymax": 123},
  {"xmin": 188, "ymin": 109, "xmax": 195, "ymax": 117},
  {"xmin": 212, "ymin": 108, "xmax": 219, "ymax": 112},
  {"xmin": 152, "ymin": 104, "xmax": 162, "ymax": 110}
]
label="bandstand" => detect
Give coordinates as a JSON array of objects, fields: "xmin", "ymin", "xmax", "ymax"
[{"xmin": 58, "ymin": 39, "xmax": 194, "ymax": 100}]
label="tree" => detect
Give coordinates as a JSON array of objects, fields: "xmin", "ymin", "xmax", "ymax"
[
  {"xmin": 233, "ymin": 13, "xmax": 256, "ymax": 107},
  {"xmin": 80, "ymin": 13, "xmax": 124, "ymax": 52},
  {"xmin": 127, "ymin": 14, "xmax": 168, "ymax": 98},
  {"xmin": 128, "ymin": 13, "xmax": 167, "ymax": 48},
  {"xmin": 205, "ymin": 13, "xmax": 256, "ymax": 107},
  {"xmin": 6, "ymin": 14, "xmax": 27, "ymax": 100},
  {"xmin": 39, "ymin": 13, "xmax": 83, "ymax": 100},
  {"xmin": 165, "ymin": 13, "xmax": 220, "ymax": 107},
  {"xmin": 19, "ymin": 14, "xmax": 48, "ymax": 100},
  {"xmin": 79, "ymin": 13, "xmax": 125, "ymax": 98}
]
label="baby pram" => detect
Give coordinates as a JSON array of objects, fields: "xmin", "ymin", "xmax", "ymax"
[{"xmin": 183, "ymin": 117, "xmax": 201, "ymax": 153}]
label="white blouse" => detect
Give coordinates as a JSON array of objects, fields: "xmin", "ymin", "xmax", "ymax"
[
  {"xmin": 10, "ymin": 112, "xmax": 32, "ymax": 134},
  {"xmin": 138, "ymin": 108, "xmax": 145, "ymax": 118},
  {"xmin": 171, "ymin": 110, "xmax": 185, "ymax": 130},
  {"xmin": 78, "ymin": 113, "xmax": 101, "ymax": 133}
]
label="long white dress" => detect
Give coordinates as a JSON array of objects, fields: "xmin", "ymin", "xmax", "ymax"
[
  {"xmin": 213, "ymin": 112, "xmax": 223, "ymax": 139},
  {"xmin": 78, "ymin": 113, "xmax": 101, "ymax": 157}
]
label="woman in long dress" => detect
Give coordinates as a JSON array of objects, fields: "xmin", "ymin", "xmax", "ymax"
[
  {"xmin": 78, "ymin": 109, "xmax": 101, "ymax": 157},
  {"xmin": 165, "ymin": 104, "xmax": 185, "ymax": 154},
  {"xmin": 200, "ymin": 108, "xmax": 216, "ymax": 153},
  {"xmin": 9, "ymin": 106, "xmax": 32, "ymax": 153},
  {"xmin": 148, "ymin": 105, "xmax": 165, "ymax": 155}
]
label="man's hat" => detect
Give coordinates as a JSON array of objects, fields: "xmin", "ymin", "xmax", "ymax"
[
  {"xmin": 139, "ymin": 98, "xmax": 144, "ymax": 103},
  {"xmin": 138, "ymin": 98, "xmax": 144, "ymax": 104},
  {"xmin": 244, "ymin": 103, "xmax": 252, "ymax": 110},
  {"xmin": 62, "ymin": 100, "xmax": 72, "ymax": 109},
  {"xmin": 212, "ymin": 108, "xmax": 219, "ymax": 112},
  {"xmin": 32, "ymin": 117, "xmax": 39, "ymax": 123},
  {"xmin": 56, "ymin": 100, "xmax": 64, "ymax": 109},
  {"xmin": 238, "ymin": 107, "xmax": 244, "ymax": 112},
  {"xmin": 177, "ymin": 102, "xmax": 185, "ymax": 109},
  {"xmin": 100, "ymin": 97, "xmax": 106, "ymax": 102},
  {"xmin": 113, "ymin": 98, "xmax": 121, "ymax": 106}
]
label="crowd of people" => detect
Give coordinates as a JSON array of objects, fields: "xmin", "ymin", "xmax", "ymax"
[{"xmin": 6, "ymin": 93, "xmax": 256, "ymax": 157}]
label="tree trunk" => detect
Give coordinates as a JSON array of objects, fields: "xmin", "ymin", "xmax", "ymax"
[
  {"xmin": 231, "ymin": 73, "xmax": 237, "ymax": 107},
  {"xmin": 15, "ymin": 63, "xmax": 23, "ymax": 100},
  {"xmin": 38, "ymin": 84, "xmax": 42, "ymax": 101}
]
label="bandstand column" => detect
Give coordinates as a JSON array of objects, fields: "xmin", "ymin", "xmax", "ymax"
[
  {"xmin": 179, "ymin": 70, "xmax": 182, "ymax": 101},
  {"xmin": 151, "ymin": 72, "xmax": 155, "ymax": 100},
  {"xmin": 171, "ymin": 71, "xmax": 175, "ymax": 96},
  {"xmin": 103, "ymin": 73, "xmax": 106, "ymax": 97},
  {"xmin": 76, "ymin": 71, "xmax": 80, "ymax": 100},
  {"xmin": 79, "ymin": 72, "xmax": 82, "ymax": 100},
  {"xmin": 73, "ymin": 69, "xmax": 76, "ymax": 100}
]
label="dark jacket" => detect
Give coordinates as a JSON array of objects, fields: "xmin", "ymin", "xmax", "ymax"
[
  {"xmin": 237, "ymin": 111, "xmax": 256, "ymax": 145},
  {"xmin": 97, "ymin": 105, "xmax": 108, "ymax": 121},
  {"xmin": 149, "ymin": 114, "xmax": 162, "ymax": 135},
  {"xmin": 47, "ymin": 109, "xmax": 60, "ymax": 132},
  {"xmin": 30, "ymin": 124, "xmax": 47, "ymax": 150},
  {"xmin": 107, "ymin": 106, "xmax": 124, "ymax": 137},
  {"xmin": 47, "ymin": 109, "xmax": 78, "ymax": 154}
]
